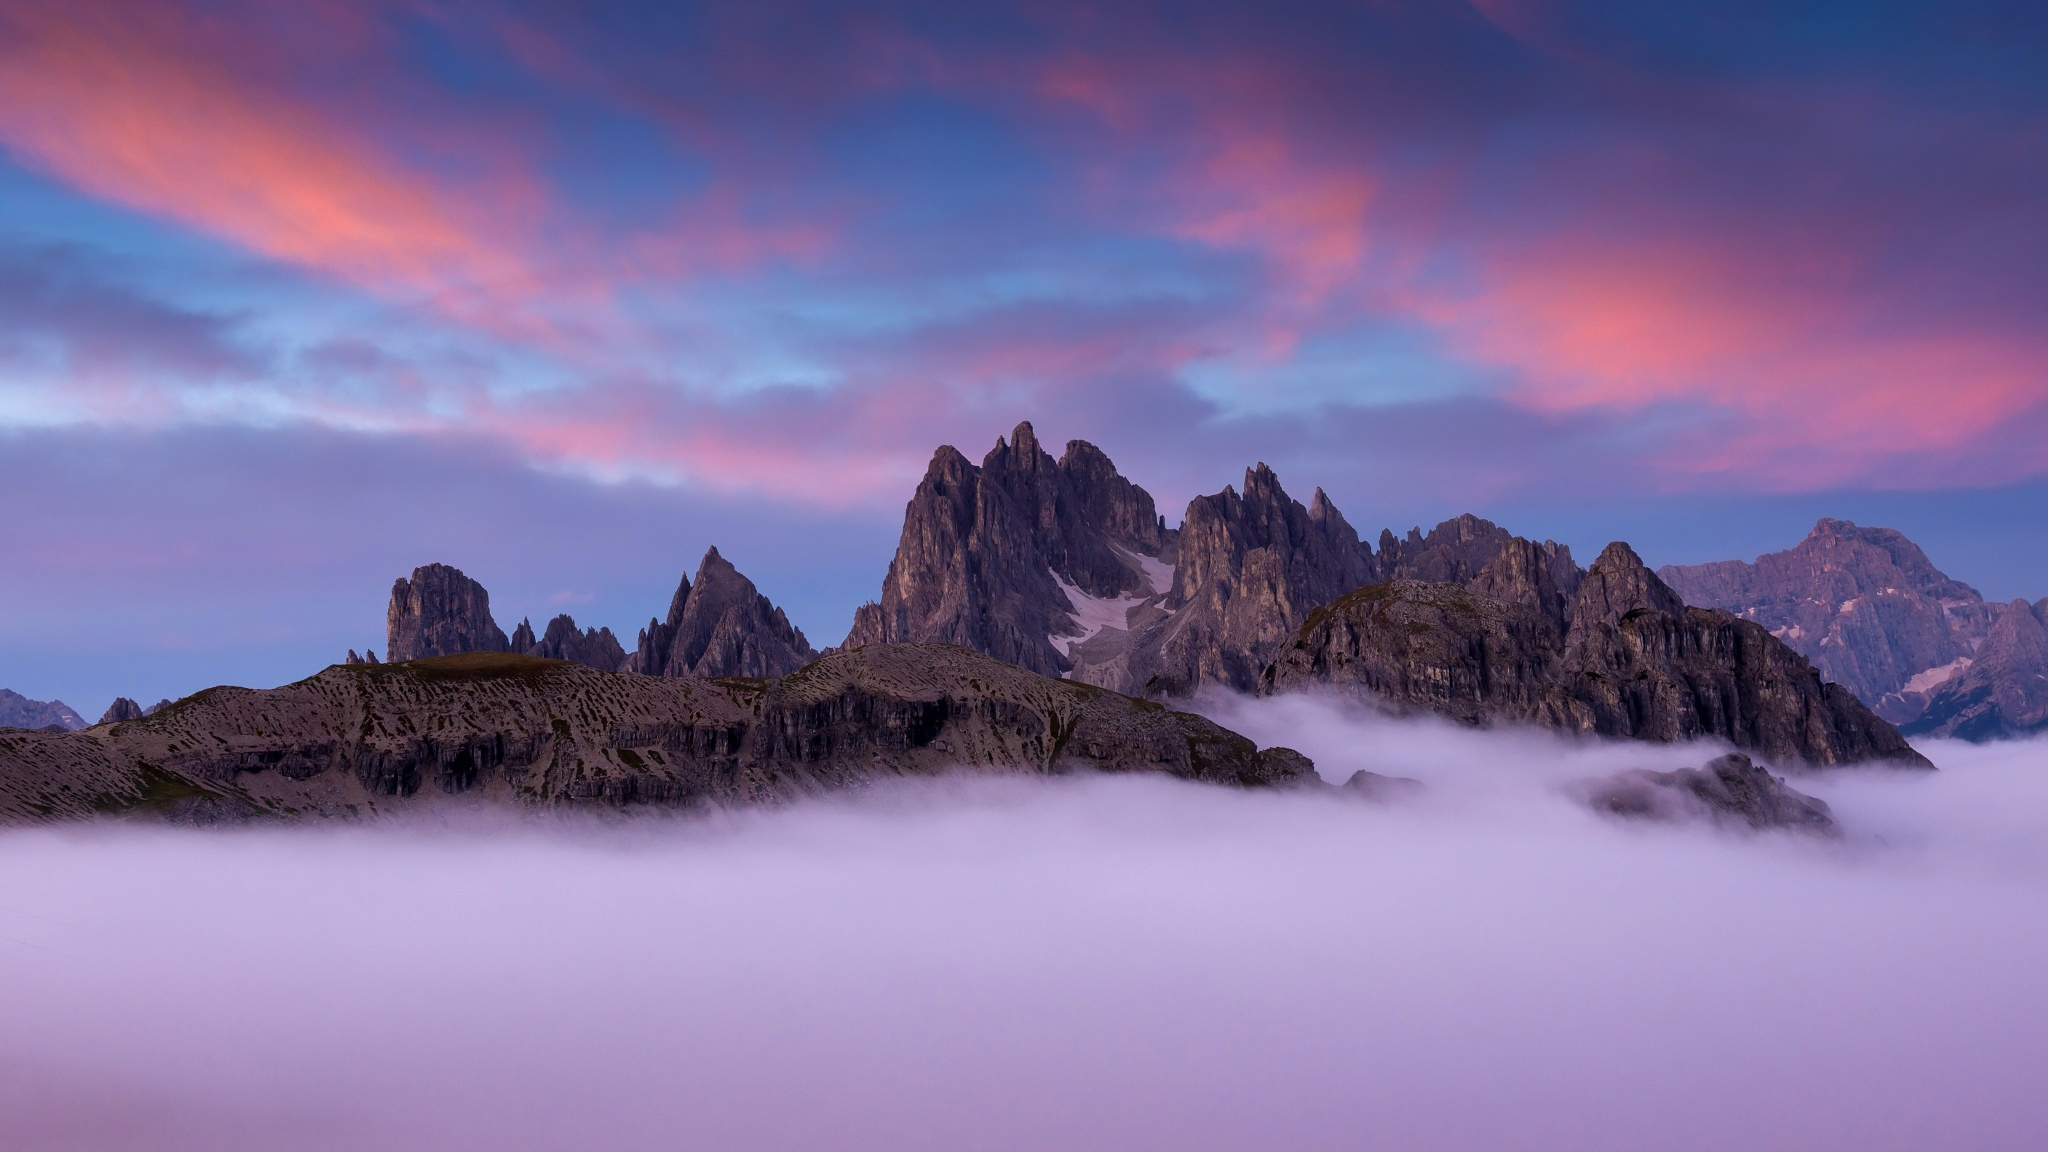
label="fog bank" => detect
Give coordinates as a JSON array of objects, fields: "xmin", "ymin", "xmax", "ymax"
[{"xmin": 3, "ymin": 697, "xmax": 2045, "ymax": 1151}]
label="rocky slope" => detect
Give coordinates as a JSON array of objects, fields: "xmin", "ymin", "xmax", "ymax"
[
  {"xmin": 1902, "ymin": 598, "xmax": 2048, "ymax": 740},
  {"xmin": 633, "ymin": 547, "xmax": 817, "ymax": 679},
  {"xmin": 1260, "ymin": 543, "xmax": 1928, "ymax": 768},
  {"xmin": 843, "ymin": 422, "xmax": 1175, "ymax": 677},
  {"xmin": 0, "ymin": 644, "xmax": 1316, "ymax": 825},
  {"xmin": 0, "ymin": 689, "xmax": 86, "ymax": 732},
  {"xmin": 1658, "ymin": 519, "xmax": 1998, "ymax": 722},
  {"xmin": 1069, "ymin": 465, "xmax": 1377, "ymax": 696},
  {"xmin": 387, "ymin": 563, "xmax": 511, "ymax": 661}
]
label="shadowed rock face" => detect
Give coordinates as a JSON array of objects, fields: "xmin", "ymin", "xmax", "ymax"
[
  {"xmin": 516, "ymin": 615, "xmax": 629, "ymax": 672},
  {"xmin": 843, "ymin": 422, "xmax": 1176, "ymax": 677},
  {"xmin": 0, "ymin": 689, "xmax": 86, "ymax": 732},
  {"xmin": 1658, "ymin": 519, "xmax": 1998, "ymax": 723},
  {"xmin": 386, "ymin": 563, "xmax": 510, "ymax": 661},
  {"xmin": 1904, "ymin": 598, "xmax": 2048, "ymax": 741},
  {"xmin": 0, "ymin": 644, "xmax": 1317, "ymax": 825},
  {"xmin": 632, "ymin": 547, "xmax": 816, "ymax": 679},
  {"xmin": 1071, "ymin": 465, "xmax": 1378, "ymax": 697},
  {"xmin": 1261, "ymin": 545, "xmax": 1929, "ymax": 769},
  {"xmin": 1585, "ymin": 754, "xmax": 1837, "ymax": 834}
]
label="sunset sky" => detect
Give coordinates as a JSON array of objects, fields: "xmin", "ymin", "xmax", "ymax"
[{"xmin": 4, "ymin": 0, "xmax": 2046, "ymax": 712}]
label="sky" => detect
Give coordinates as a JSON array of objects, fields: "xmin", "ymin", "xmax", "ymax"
[{"xmin": 4, "ymin": 1, "xmax": 2048, "ymax": 713}]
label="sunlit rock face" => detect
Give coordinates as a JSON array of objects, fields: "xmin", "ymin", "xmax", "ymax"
[
  {"xmin": 1658, "ymin": 518, "xmax": 2000, "ymax": 723},
  {"xmin": 843, "ymin": 421, "xmax": 1177, "ymax": 678},
  {"xmin": 1261, "ymin": 543, "xmax": 1930, "ymax": 769}
]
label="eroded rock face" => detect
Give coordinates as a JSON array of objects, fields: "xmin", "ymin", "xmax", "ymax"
[
  {"xmin": 844, "ymin": 422, "xmax": 1177, "ymax": 677},
  {"xmin": 386, "ymin": 564, "xmax": 510, "ymax": 662},
  {"xmin": 1658, "ymin": 519, "xmax": 1997, "ymax": 722},
  {"xmin": 1903, "ymin": 598, "xmax": 2048, "ymax": 740},
  {"xmin": 1261, "ymin": 545, "xmax": 1929, "ymax": 768},
  {"xmin": 1069, "ymin": 465, "xmax": 1378, "ymax": 697},
  {"xmin": 521, "ymin": 615, "xmax": 629, "ymax": 672},
  {"xmin": 0, "ymin": 644, "xmax": 1317, "ymax": 824},
  {"xmin": 1586, "ymin": 753, "xmax": 1837, "ymax": 834},
  {"xmin": 632, "ymin": 547, "xmax": 816, "ymax": 679},
  {"xmin": 0, "ymin": 689, "xmax": 86, "ymax": 732}
]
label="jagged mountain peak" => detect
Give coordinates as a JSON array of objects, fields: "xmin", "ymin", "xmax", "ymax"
[
  {"xmin": 843, "ymin": 423, "xmax": 1177, "ymax": 677},
  {"xmin": 634, "ymin": 546, "xmax": 816, "ymax": 679}
]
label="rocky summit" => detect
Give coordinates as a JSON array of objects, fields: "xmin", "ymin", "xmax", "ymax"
[
  {"xmin": 632, "ymin": 547, "xmax": 817, "ymax": 679},
  {"xmin": 1260, "ymin": 543, "xmax": 1928, "ymax": 768},
  {"xmin": 1903, "ymin": 597, "xmax": 2048, "ymax": 741},
  {"xmin": 1069, "ymin": 465, "xmax": 1377, "ymax": 697},
  {"xmin": 844, "ymin": 422, "xmax": 1176, "ymax": 678},
  {"xmin": 0, "ymin": 644, "xmax": 1316, "ymax": 825},
  {"xmin": 0, "ymin": 689, "xmax": 87, "ymax": 732},
  {"xmin": 387, "ymin": 563, "xmax": 511, "ymax": 661},
  {"xmin": 1658, "ymin": 519, "xmax": 1999, "ymax": 724},
  {"xmin": 514, "ymin": 615, "xmax": 629, "ymax": 672}
]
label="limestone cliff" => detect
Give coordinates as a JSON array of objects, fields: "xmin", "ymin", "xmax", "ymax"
[
  {"xmin": 386, "ymin": 563, "xmax": 510, "ymax": 661},
  {"xmin": 1658, "ymin": 519, "xmax": 1996, "ymax": 722},
  {"xmin": 843, "ymin": 422, "xmax": 1176, "ymax": 677},
  {"xmin": 0, "ymin": 644, "xmax": 1317, "ymax": 824},
  {"xmin": 1260, "ymin": 543, "xmax": 1928, "ymax": 768},
  {"xmin": 1902, "ymin": 598, "xmax": 2048, "ymax": 741},
  {"xmin": 1069, "ymin": 465, "xmax": 1376, "ymax": 696}
]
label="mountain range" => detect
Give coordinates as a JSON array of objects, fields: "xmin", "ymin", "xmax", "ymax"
[{"xmin": 11, "ymin": 419, "xmax": 2040, "ymax": 825}]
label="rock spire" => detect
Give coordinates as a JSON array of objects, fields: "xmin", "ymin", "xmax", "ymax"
[
  {"xmin": 386, "ymin": 564, "xmax": 510, "ymax": 662},
  {"xmin": 632, "ymin": 547, "xmax": 816, "ymax": 679}
]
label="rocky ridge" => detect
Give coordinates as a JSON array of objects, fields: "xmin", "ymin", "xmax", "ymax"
[
  {"xmin": 1259, "ymin": 543, "xmax": 1928, "ymax": 768},
  {"xmin": 0, "ymin": 689, "xmax": 86, "ymax": 732},
  {"xmin": 1902, "ymin": 597, "xmax": 2048, "ymax": 740},
  {"xmin": 0, "ymin": 644, "xmax": 1317, "ymax": 825},
  {"xmin": 843, "ymin": 422, "xmax": 1175, "ymax": 678},
  {"xmin": 515, "ymin": 615, "xmax": 629, "ymax": 671},
  {"xmin": 1068, "ymin": 465, "xmax": 1378, "ymax": 696},
  {"xmin": 1658, "ymin": 519, "xmax": 1999, "ymax": 723}
]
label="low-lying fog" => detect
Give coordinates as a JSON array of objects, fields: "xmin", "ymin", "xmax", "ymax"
[{"xmin": 4, "ymin": 697, "xmax": 2046, "ymax": 1151}]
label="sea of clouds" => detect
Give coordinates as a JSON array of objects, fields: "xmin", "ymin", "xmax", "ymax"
[{"xmin": 3, "ymin": 695, "xmax": 2045, "ymax": 1151}]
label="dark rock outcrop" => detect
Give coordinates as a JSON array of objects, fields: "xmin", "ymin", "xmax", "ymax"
[
  {"xmin": 520, "ymin": 615, "xmax": 629, "ymax": 672},
  {"xmin": 632, "ymin": 547, "xmax": 816, "ymax": 679},
  {"xmin": 1070, "ymin": 465, "xmax": 1377, "ymax": 696},
  {"xmin": 844, "ymin": 422, "xmax": 1177, "ymax": 678},
  {"xmin": 100, "ymin": 697, "xmax": 146, "ymax": 725},
  {"xmin": 1260, "ymin": 543, "xmax": 1929, "ymax": 768},
  {"xmin": 1585, "ymin": 753, "xmax": 1837, "ymax": 834},
  {"xmin": 1658, "ymin": 519, "xmax": 1997, "ymax": 722},
  {"xmin": 0, "ymin": 644, "xmax": 1318, "ymax": 824},
  {"xmin": 386, "ymin": 563, "xmax": 510, "ymax": 662},
  {"xmin": 0, "ymin": 689, "xmax": 86, "ymax": 732},
  {"xmin": 1903, "ymin": 598, "xmax": 2048, "ymax": 741}
]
